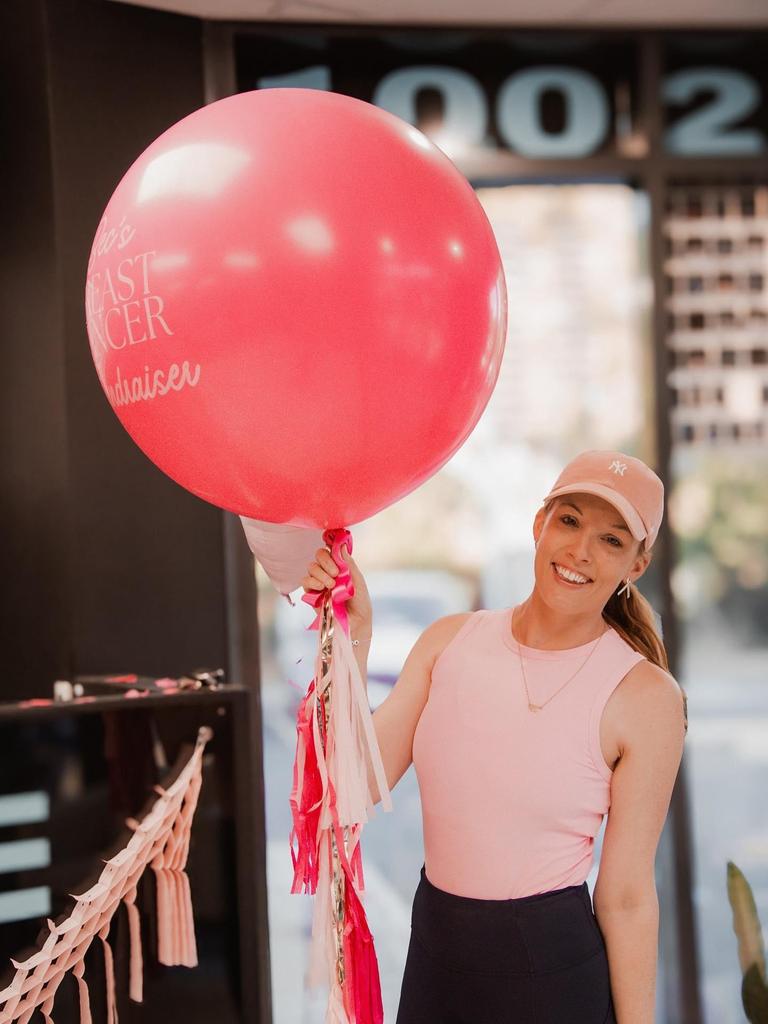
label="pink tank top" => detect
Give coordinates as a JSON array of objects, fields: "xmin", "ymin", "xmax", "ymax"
[{"xmin": 412, "ymin": 606, "xmax": 647, "ymax": 899}]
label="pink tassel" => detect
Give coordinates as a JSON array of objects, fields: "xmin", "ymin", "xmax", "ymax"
[
  {"xmin": 179, "ymin": 870, "xmax": 198, "ymax": 967},
  {"xmin": 72, "ymin": 958, "xmax": 92, "ymax": 1024},
  {"xmin": 98, "ymin": 923, "xmax": 117, "ymax": 1024},
  {"xmin": 342, "ymin": 875, "xmax": 383, "ymax": 1024},
  {"xmin": 305, "ymin": 831, "xmax": 334, "ymax": 992},
  {"xmin": 17, "ymin": 1001, "xmax": 37, "ymax": 1024},
  {"xmin": 326, "ymin": 790, "xmax": 383, "ymax": 1024},
  {"xmin": 39, "ymin": 995, "xmax": 54, "ymax": 1024},
  {"xmin": 291, "ymin": 528, "xmax": 390, "ymax": 1023},
  {"xmin": 289, "ymin": 680, "xmax": 324, "ymax": 894},
  {"xmin": 152, "ymin": 865, "xmax": 196, "ymax": 968},
  {"xmin": 349, "ymin": 831, "xmax": 364, "ymax": 892},
  {"xmin": 153, "ymin": 866, "xmax": 169, "ymax": 962},
  {"xmin": 172, "ymin": 870, "xmax": 185, "ymax": 963},
  {"xmin": 123, "ymin": 890, "xmax": 143, "ymax": 1003}
]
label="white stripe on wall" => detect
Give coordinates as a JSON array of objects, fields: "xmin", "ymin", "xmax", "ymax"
[
  {"xmin": 0, "ymin": 886, "xmax": 51, "ymax": 924},
  {"xmin": 0, "ymin": 838, "xmax": 51, "ymax": 874},
  {"xmin": 0, "ymin": 792, "xmax": 50, "ymax": 827}
]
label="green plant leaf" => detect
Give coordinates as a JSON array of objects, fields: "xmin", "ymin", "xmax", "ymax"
[{"xmin": 742, "ymin": 964, "xmax": 768, "ymax": 1023}]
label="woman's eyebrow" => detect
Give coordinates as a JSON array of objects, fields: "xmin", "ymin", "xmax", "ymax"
[{"xmin": 560, "ymin": 500, "xmax": 631, "ymax": 533}]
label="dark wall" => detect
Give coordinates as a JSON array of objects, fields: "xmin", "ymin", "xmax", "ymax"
[
  {"xmin": 0, "ymin": 4, "xmax": 270, "ymax": 1021},
  {"xmin": 1, "ymin": 0, "xmax": 73, "ymax": 693},
  {"xmin": 1, "ymin": 0, "xmax": 258, "ymax": 693}
]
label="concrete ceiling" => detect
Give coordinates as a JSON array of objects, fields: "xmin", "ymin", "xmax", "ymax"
[{"xmin": 110, "ymin": 0, "xmax": 768, "ymax": 27}]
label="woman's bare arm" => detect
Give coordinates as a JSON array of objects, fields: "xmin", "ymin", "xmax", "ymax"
[
  {"xmin": 593, "ymin": 661, "xmax": 686, "ymax": 1023},
  {"xmin": 364, "ymin": 612, "xmax": 472, "ymax": 805},
  {"xmin": 300, "ymin": 547, "xmax": 472, "ymax": 805}
]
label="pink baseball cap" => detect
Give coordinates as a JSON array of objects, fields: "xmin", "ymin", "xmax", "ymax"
[{"xmin": 542, "ymin": 450, "xmax": 665, "ymax": 549}]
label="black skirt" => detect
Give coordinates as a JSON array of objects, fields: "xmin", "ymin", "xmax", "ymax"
[{"xmin": 395, "ymin": 864, "xmax": 617, "ymax": 1024}]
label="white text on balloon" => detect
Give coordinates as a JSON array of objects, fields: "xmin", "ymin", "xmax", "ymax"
[{"xmin": 104, "ymin": 361, "xmax": 201, "ymax": 408}]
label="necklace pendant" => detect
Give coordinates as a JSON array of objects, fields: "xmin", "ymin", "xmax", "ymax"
[{"xmin": 528, "ymin": 703, "xmax": 542, "ymax": 713}]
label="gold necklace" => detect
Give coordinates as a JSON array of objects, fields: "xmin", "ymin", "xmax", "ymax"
[{"xmin": 511, "ymin": 607, "xmax": 609, "ymax": 713}]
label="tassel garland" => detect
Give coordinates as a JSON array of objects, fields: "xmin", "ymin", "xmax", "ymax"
[{"xmin": 288, "ymin": 527, "xmax": 392, "ymax": 1024}]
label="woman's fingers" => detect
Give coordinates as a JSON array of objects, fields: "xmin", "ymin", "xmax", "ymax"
[
  {"xmin": 302, "ymin": 569, "xmax": 333, "ymax": 591},
  {"xmin": 316, "ymin": 547, "xmax": 339, "ymax": 575},
  {"xmin": 300, "ymin": 546, "xmax": 371, "ymax": 627},
  {"xmin": 302, "ymin": 545, "xmax": 364, "ymax": 595},
  {"xmin": 301, "ymin": 548, "xmax": 337, "ymax": 592},
  {"xmin": 302, "ymin": 576, "xmax": 325, "ymax": 591}
]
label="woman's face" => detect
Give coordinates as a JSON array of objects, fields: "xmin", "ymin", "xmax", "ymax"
[{"xmin": 532, "ymin": 493, "xmax": 650, "ymax": 614}]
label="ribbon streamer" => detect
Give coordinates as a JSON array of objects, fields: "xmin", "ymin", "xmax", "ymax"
[{"xmin": 289, "ymin": 527, "xmax": 392, "ymax": 1023}]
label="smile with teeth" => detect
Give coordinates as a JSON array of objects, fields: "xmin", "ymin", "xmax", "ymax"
[{"xmin": 552, "ymin": 562, "xmax": 592, "ymax": 585}]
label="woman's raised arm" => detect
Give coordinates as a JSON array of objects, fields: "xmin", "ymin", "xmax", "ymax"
[{"xmin": 300, "ymin": 545, "xmax": 471, "ymax": 804}]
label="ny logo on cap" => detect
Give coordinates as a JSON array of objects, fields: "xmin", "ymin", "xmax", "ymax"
[{"xmin": 609, "ymin": 459, "xmax": 627, "ymax": 476}]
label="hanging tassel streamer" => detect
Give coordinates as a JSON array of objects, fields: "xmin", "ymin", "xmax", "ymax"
[
  {"xmin": 288, "ymin": 527, "xmax": 392, "ymax": 1024},
  {"xmin": 0, "ymin": 727, "xmax": 212, "ymax": 1024}
]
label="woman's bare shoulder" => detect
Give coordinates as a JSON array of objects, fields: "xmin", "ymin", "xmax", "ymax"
[
  {"xmin": 613, "ymin": 659, "xmax": 688, "ymax": 745},
  {"xmin": 421, "ymin": 611, "xmax": 478, "ymax": 666},
  {"xmin": 622, "ymin": 659, "xmax": 682, "ymax": 697},
  {"xmin": 429, "ymin": 610, "xmax": 476, "ymax": 636}
]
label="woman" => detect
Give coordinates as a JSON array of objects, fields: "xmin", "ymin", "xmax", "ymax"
[{"xmin": 302, "ymin": 449, "xmax": 688, "ymax": 1024}]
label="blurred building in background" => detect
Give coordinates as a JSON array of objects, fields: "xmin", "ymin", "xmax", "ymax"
[{"xmin": 665, "ymin": 183, "xmax": 768, "ymax": 447}]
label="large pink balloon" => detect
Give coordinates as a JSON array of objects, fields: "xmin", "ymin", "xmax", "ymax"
[{"xmin": 85, "ymin": 89, "xmax": 507, "ymax": 529}]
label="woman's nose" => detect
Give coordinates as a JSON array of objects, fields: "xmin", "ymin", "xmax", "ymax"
[{"xmin": 568, "ymin": 534, "xmax": 594, "ymax": 563}]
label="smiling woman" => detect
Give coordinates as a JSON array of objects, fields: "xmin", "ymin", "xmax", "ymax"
[
  {"xmin": 301, "ymin": 447, "xmax": 688, "ymax": 1024},
  {"xmin": 393, "ymin": 449, "xmax": 688, "ymax": 1024},
  {"xmin": 529, "ymin": 451, "xmax": 675, "ymax": 675}
]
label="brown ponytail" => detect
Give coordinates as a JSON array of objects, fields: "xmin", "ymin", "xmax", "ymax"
[
  {"xmin": 601, "ymin": 548, "xmax": 668, "ymax": 670},
  {"xmin": 601, "ymin": 542, "xmax": 689, "ymax": 734}
]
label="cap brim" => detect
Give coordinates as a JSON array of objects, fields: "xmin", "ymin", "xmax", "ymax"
[{"xmin": 542, "ymin": 483, "xmax": 646, "ymax": 541}]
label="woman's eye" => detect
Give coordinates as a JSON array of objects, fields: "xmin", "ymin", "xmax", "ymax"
[{"xmin": 560, "ymin": 514, "xmax": 621, "ymax": 547}]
